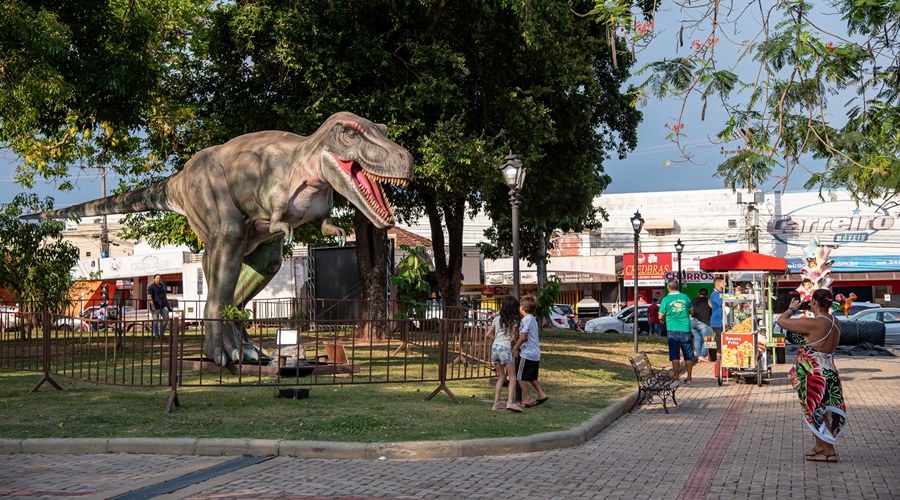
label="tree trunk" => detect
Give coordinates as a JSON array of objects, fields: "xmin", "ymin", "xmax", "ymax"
[
  {"xmin": 354, "ymin": 210, "xmax": 390, "ymax": 340},
  {"xmin": 535, "ymin": 228, "xmax": 550, "ymax": 327},
  {"xmin": 423, "ymin": 195, "xmax": 465, "ymax": 319},
  {"xmin": 536, "ymin": 228, "xmax": 549, "ymax": 292}
]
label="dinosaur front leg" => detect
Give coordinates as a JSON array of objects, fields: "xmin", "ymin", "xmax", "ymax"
[
  {"xmin": 269, "ymin": 208, "xmax": 294, "ymax": 242},
  {"xmin": 320, "ymin": 217, "xmax": 346, "ymax": 241}
]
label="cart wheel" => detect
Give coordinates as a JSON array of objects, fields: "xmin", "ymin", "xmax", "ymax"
[
  {"xmin": 757, "ymin": 355, "xmax": 763, "ymax": 386},
  {"xmin": 716, "ymin": 360, "xmax": 723, "ymax": 386}
]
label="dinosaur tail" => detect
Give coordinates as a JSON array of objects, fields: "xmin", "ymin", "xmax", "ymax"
[{"xmin": 21, "ymin": 178, "xmax": 174, "ymax": 220}]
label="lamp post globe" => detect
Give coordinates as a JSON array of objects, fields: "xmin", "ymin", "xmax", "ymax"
[
  {"xmin": 630, "ymin": 211, "xmax": 644, "ymax": 353},
  {"xmin": 674, "ymin": 238, "xmax": 684, "ymax": 291},
  {"xmin": 499, "ymin": 152, "xmax": 526, "ymax": 299}
]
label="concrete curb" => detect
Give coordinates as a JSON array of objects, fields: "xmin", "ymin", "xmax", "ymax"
[{"xmin": 1, "ymin": 391, "xmax": 639, "ymax": 460}]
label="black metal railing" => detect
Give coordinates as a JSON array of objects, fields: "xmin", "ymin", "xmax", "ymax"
[{"xmin": 0, "ymin": 299, "xmax": 495, "ymax": 411}]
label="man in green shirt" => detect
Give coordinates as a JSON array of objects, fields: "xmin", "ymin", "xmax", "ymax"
[{"xmin": 659, "ymin": 279, "xmax": 696, "ymax": 383}]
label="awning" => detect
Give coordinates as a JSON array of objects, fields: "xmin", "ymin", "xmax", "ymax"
[
  {"xmin": 699, "ymin": 251, "xmax": 787, "ymax": 272},
  {"xmin": 643, "ymin": 219, "xmax": 676, "ymax": 230}
]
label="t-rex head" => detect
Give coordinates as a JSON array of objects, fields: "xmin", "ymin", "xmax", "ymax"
[{"xmin": 319, "ymin": 112, "xmax": 414, "ymax": 229}]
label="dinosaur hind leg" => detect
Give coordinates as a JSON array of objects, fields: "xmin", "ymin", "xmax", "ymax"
[
  {"xmin": 200, "ymin": 233, "xmax": 247, "ymax": 365},
  {"xmin": 232, "ymin": 237, "xmax": 286, "ymax": 362}
]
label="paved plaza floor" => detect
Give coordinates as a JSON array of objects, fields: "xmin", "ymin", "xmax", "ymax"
[{"xmin": 1, "ymin": 347, "xmax": 898, "ymax": 499}]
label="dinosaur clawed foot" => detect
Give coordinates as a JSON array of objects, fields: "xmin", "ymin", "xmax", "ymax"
[{"xmin": 204, "ymin": 322, "xmax": 270, "ymax": 365}]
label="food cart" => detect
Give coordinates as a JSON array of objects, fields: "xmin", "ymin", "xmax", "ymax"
[{"xmin": 699, "ymin": 251, "xmax": 788, "ymax": 386}]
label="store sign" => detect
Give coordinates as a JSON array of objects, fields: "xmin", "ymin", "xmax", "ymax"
[
  {"xmin": 663, "ymin": 271, "xmax": 716, "ymax": 283},
  {"xmin": 623, "ymin": 252, "xmax": 674, "ymax": 286},
  {"xmin": 767, "ymin": 200, "xmax": 896, "ymax": 248},
  {"xmin": 786, "ymin": 255, "xmax": 900, "ymax": 273}
]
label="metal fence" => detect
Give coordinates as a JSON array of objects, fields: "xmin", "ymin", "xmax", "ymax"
[{"xmin": 0, "ymin": 299, "xmax": 496, "ymax": 412}]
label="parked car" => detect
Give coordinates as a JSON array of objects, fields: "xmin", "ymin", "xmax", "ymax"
[
  {"xmin": 554, "ymin": 304, "xmax": 580, "ymax": 330},
  {"xmin": 584, "ymin": 305, "xmax": 650, "ymax": 335},
  {"xmin": 77, "ymin": 305, "xmax": 157, "ymax": 333},
  {"xmin": 780, "ymin": 302, "xmax": 883, "ymax": 344},
  {"xmin": 0, "ymin": 305, "xmax": 21, "ymax": 332},
  {"xmin": 53, "ymin": 315, "xmax": 90, "ymax": 332},
  {"xmin": 840, "ymin": 300, "xmax": 882, "ymax": 317},
  {"xmin": 843, "ymin": 307, "xmax": 900, "ymax": 344},
  {"xmin": 548, "ymin": 305, "xmax": 572, "ymax": 329}
]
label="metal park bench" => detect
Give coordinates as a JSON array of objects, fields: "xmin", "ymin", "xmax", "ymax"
[{"xmin": 628, "ymin": 352, "xmax": 680, "ymax": 414}]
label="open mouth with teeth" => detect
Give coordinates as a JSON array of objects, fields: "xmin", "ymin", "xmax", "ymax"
[{"xmin": 329, "ymin": 152, "xmax": 409, "ymax": 224}]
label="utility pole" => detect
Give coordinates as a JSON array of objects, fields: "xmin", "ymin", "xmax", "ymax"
[
  {"xmin": 82, "ymin": 165, "xmax": 111, "ymax": 258},
  {"xmin": 100, "ymin": 166, "xmax": 109, "ymax": 258},
  {"xmin": 747, "ymin": 201, "xmax": 760, "ymax": 253},
  {"xmin": 738, "ymin": 191, "xmax": 761, "ymax": 253}
]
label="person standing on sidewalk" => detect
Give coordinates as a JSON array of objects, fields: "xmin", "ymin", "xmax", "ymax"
[
  {"xmin": 709, "ymin": 278, "xmax": 725, "ymax": 335},
  {"xmin": 647, "ymin": 298, "xmax": 661, "ymax": 336},
  {"xmin": 659, "ymin": 279, "xmax": 696, "ymax": 383},
  {"xmin": 776, "ymin": 289, "xmax": 846, "ymax": 463},
  {"xmin": 147, "ymin": 274, "xmax": 170, "ymax": 338},
  {"xmin": 691, "ymin": 288, "xmax": 712, "ymax": 362},
  {"xmin": 486, "ymin": 295, "xmax": 523, "ymax": 412}
]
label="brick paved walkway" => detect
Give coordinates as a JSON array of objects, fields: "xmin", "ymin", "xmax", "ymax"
[{"xmin": 2, "ymin": 350, "xmax": 899, "ymax": 499}]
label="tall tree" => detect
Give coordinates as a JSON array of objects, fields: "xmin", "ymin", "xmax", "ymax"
[
  {"xmin": 479, "ymin": 4, "xmax": 640, "ymax": 293},
  {"xmin": 0, "ymin": 0, "xmax": 211, "ymax": 193},
  {"xmin": 189, "ymin": 0, "xmax": 637, "ymax": 316},
  {"xmin": 3, "ymin": 1, "xmax": 644, "ymax": 324},
  {"xmin": 0, "ymin": 194, "xmax": 80, "ymax": 336}
]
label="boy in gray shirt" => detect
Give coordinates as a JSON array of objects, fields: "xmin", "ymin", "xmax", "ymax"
[{"xmin": 513, "ymin": 295, "xmax": 549, "ymax": 407}]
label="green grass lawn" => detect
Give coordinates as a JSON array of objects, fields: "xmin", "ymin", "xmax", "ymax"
[{"xmin": 0, "ymin": 330, "xmax": 672, "ymax": 443}]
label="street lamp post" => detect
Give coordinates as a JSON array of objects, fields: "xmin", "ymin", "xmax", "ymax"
[
  {"xmin": 499, "ymin": 152, "xmax": 526, "ymax": 298},
  {"xmin": 674, "ymin": 238, "xmax": 684, "ymax": 291},
  {"xmin": 630, "ymin": 211, "xmax": 644, "ymax": 353}
]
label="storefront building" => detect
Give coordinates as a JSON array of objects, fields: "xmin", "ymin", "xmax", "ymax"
[
  {"xmin": 582, "ymin": 189, "xmax": 900, "ymax": 311},
  {"xmin": 403, "ymin": 189, "xmax": 900, "ymax": 315}
]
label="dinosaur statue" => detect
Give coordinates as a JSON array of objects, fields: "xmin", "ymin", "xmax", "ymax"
[{"xmin": 24, "ymin": 112, "xmax": 414, "ymax": 365}]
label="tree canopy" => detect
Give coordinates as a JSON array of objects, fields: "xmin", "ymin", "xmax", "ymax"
[
  {"xmin": 2, "ymin": 0, "xmax": 644, "ymax": 308},
  {"xmin": 599, "ymin": 0, "xmax": 900, "ymax": 199},
  {"xmin": 0, "ymin": 194, "xmax": 79, "ymax": 312}
]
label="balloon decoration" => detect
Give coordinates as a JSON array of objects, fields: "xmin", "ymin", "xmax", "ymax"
[
  {"xmin": 834, "ymin": 293, "xmax": 857, "ymax": 318},
  {"xmin": 795, "ymin": 236, "xmax": 841, "ymax": 305}
]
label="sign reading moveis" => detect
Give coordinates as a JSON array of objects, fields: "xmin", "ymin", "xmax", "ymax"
[{"xmin": 767, "ymin": 200, "xmax": 894, "ymax": 247}]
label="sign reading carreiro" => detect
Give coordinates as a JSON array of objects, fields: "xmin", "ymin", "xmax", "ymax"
[{"xmin": 767, "ymin": 199, "xmax": 895, "ymax": 247}]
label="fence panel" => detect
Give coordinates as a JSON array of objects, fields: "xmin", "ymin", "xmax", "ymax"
[{"xmin": 0, "ymin": 299, "xmax": 495, "ymax": 408}]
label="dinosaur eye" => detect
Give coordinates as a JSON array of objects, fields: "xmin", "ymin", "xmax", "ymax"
[{"xmin": 338, "ymin": 127, "xmax": 360, "ymax": 147}]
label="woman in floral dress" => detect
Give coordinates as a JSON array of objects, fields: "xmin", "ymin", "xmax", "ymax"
[{"xmin": 776, "ymin": 288, "xmax": 847, "ymax": 463}]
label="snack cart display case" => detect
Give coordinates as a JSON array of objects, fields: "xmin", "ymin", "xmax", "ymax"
[
  {"xmin": 698, "ymin": 251, "xmax": 788, "ymax": 386},
  {"xmin": 718, "ymin": 292, "xmax": 768, "ymax": 386}
]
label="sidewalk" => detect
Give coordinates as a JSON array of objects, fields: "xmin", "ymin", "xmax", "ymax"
[{"xmin": 1, "ymin": 349, "xmax": 898, "ymax": 499}]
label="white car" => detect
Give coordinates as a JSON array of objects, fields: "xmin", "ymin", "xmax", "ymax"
[
  {"xmin": 548, "ymin": 305, "xmax": 571, "ymax": 329},
  {"xmin": 53, "ymin": 315, "xmax": 90, "ymax": 332},
  {"xmin": 584, "ymin": 305, "xmax": 650, "ymax": 334},
  {"xmin": 0, "ymin": 305, "xmax": 21, "ymax": 332}
]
